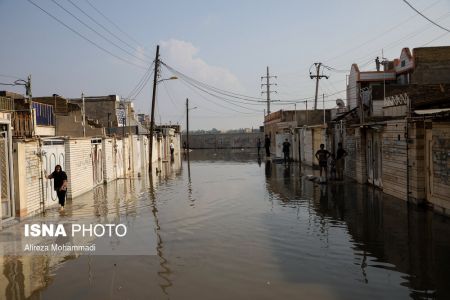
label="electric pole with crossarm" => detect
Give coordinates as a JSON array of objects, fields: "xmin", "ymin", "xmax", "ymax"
[
  {"xmin": 261, "ymin": 66, "xmax": 277, "ymax": 115},
  {"xmin": 310, "ymin": 62, "xmax": 328, "ymax": 110}
]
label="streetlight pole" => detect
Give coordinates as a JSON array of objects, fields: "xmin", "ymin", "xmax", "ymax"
[
  {"xmin": 149, "ymin": 45, "xmax": 160, "ymax": 174},
  {"xmin": 186, "ymin": 98, "xmax": 189, "ymax": 155}
]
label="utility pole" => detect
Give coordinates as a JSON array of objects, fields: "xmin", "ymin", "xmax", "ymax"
[
  {"xmin": 306, "ymin": 100, "xmax": 308, "ymax": 125},
  {"xmin": 323, "ymin": 93, "xmax": 326, "ymax": 126},
  {"xmin": 310, "ymin": 63, "xmax": 328, "ymax": 110},
  {"xmin": 82, "ymin": 92, "xmax": 86, "ymax": 137},
  {"xmin": 186, "ymin": 98, "xmax": 189, "ymax": 155},
  {"xmin": 128, "ymin": 101, "xmax": 134, "ymax": 174},
  {"xmin": 261, "ymin": 66, "xmax": 277, "ymax": 115},
  {"xmin": 26, "ymin": 75, "xmax": 35, "ymax": 136},
  {"xmin": 149, "ymin": 45, "xmax": 160, "ymax": 174}
]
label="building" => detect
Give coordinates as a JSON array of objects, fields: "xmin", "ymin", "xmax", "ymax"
[
  {"xmin": 332, "ymin": 46, "xmax": 450, "ymax": 216},
  {"xmin": 264, "ymin": 109, "xmax": 331, "ymax": 162}
]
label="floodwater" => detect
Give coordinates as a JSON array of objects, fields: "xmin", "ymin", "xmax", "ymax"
[{"xmin": 1, "ymin": 149, "xmax": 450, "ymax": 300}]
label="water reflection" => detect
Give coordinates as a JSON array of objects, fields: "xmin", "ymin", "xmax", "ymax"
[
  {"xmin": 264, "ymin": 162, "xmax": 450, "ymax": 299},
  {"xmin": 149, "ymin": 174, "xmax": 173, "ymax": 296},
  {"xmin": 0, "ymin": 149, "xmax": 449, "ymax": 300},
  {"xmin": 0, "ymin": 156, "xmax": 182, "ymax": 300}
]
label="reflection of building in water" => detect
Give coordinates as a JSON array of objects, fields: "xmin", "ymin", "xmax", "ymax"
[
  {"xmin": 265, "ymin": 161, "xmax": 450, "ymax": 299},
  {"xmin": 0, "ymin": 171, "xmax": 175, "ymax": 299},
  {"xmin": 0, "ymin": 255, "xmax": 71, "ymax": 299},
  {"xmin": 264, "ymin": 163, "xmax": 309, "ymax": 204}
]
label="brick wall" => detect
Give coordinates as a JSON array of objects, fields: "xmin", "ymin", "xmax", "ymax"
[
  {"xmin": 429, "ymin": 122, "xmax": 450, "ymax": 215},
  {"xmin": 355, "ymin": 128, "xmax": 367, "ymax": 184},
  {"xmin": 412, "ymin": 46, "xmax": 450, "ymax": 84},
  {"xmin": 344, "ymin": 128, "xmax": 357, "ymax": 180}
]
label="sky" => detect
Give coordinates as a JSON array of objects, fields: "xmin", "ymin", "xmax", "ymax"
[{"xmin": 1, "ymin": 0, "xmax": 449, "ymax": 130}]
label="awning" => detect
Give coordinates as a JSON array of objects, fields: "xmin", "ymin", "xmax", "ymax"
[{"xmin": 414, "ymin": 108, "xmax": 450, "ymax": 115}]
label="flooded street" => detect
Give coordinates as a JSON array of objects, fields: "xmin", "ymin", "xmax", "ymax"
[{"xmin": 2, "ymin": 149, "xmax": 450, "ymax": 300}]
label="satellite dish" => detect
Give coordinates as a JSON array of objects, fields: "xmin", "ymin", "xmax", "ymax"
[{"xmin": 336, "ymin": 99, "xmax": 345, "ymax": 107}]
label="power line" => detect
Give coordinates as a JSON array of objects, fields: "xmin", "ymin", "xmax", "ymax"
[
  {"xmin": 176, "ymin": 75, "xmax": 261, "ymax": 115},
  {"xmin": 161, "ymin": 61, "xmax": 263, "ymax": 102},
  {"xmin": 180, "ymin": 77, "xmax": 261, "ymax": 112},
  {"xmin": 0, "ymin": 74, "xmax": 20, "ymax": 80},
  {"xmin": 85, "ymin": 0, "xmax": 146, "ymax": 49},
  {"xmin": 323, "ymin": 0, "xmax": 442, "ymax": 65},
  {"xmin": 127, "ymin": 62, "xmax": 154, "ymax": 99},
  {"xmin": 66, "ymin": 0, "xmax": 153, "ymax": 61},
  {"xmin": 26, "ymin": 0, "xmax": 147, "ymax": 69},
  {"xmin": 403, "ymin": 0, "xmax": 450, "ymax": 33},
  {"xmin": 49, "ymin": 0, "xmax": 151, "ymax": 65},
  {"xmin": 129, "ymin": 67, "xmax": 154, "ymax": 100}
]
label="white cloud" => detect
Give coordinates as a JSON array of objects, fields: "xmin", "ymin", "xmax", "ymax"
[{"xmin": 160, "ymin": 39, "xmax": 242, "ymax": 91}]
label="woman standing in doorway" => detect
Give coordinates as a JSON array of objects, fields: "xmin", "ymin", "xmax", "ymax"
[{"xmin": 46, "ymin": 165, "xmax": 68, "ymax": 211}]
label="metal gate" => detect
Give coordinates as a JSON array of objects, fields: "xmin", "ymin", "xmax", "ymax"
[
  {"xmin": 1, "ymin": 128, "xmax": 14, "ymax": 220},
  {"xmin": 42, "ymin": 139, "xmax": 65, "ymax": 203},
  {"xmin": 92, "ymin": 138, "xmax": 103, "ymax": 185},
  {"xmin": 275, "ymin": 132, "xmax": 292, "ymax": 159},
  {"xmin": 134, "ymin": 136, "xmax": 142, "ymax": 172},
  {"xmin": 366, "ymin": 130, "xmax": 382, "ymax": 188}
]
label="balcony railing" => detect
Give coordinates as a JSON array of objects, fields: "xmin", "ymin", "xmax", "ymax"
[
  {"xmin": 0, "ymin": 96, "xmax": 14, "ymax": 111},
  {"xmin": 12, "ymin": 111, "xmax": 33, "ymax": 137},
  {"xmin": 33, "ymin": 102, "xmax": 54, "ymax": 126}
]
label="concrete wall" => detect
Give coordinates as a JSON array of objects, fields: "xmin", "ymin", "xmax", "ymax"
[
  {"xmin": 35, "ymin": 126, "xmax": 55, "ymax": 137},
  {"xmin": 71, "ymin": 96, "xmax": 118, "ymax": 127},
  {"xmin": 300, "ymin": 128, "xmax": 313, "ymax": 166},
  {"xmin": 56, "ymin": 112, "xmax": 104, "ymax": 137},
  {"xmin": 182, "ymin": 132, "xmax": 263, "ymax": 149}
]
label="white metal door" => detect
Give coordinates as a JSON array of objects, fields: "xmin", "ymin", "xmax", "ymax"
[
  {"xmin": 42, "ymin": 140, "xmax": 65, "ymax": 204},
  {"xmin": 275, "ymin": 133, "xmax": 292, "ymax": 159}
]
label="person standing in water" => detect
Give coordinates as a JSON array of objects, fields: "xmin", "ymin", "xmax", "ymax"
[
  {"xmin": 264, "ymin": 134, "xmax": 271, "ymax": 157},
  {"xmin": 256, "ymin": 138, "xmax": 261, "ymax": 156},
  {"xmin": 169, "ymin": 140, "xmax": 175, "ymax": 159},
  {"xmin": 282, "ymin": 138, "xmax": 291, "ymax": 164},
  {"xmin": 335, "ymin": 142, "xmax": 348, "ymax": 180},
  {"xmin": 315, "ymin": 144, "xmax": 331, "ymax": 182},
  {"xmin": 46, "ymin": 165, "xmax": 68, "ymax": 211}
]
